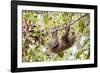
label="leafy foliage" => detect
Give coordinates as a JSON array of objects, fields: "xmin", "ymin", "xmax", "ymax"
[{"xmin": 22, "ymin": 10, "xmax": 90, "ymax": 62}]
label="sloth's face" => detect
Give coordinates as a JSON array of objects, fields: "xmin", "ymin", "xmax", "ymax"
[{"xmin": 68, "ymin": 31, "xmax": 75, "ymax": 36}]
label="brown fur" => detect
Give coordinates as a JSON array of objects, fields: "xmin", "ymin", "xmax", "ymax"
[{"xmin": 50, "ymin": 27, "xmax": 76, "ymax": 53}]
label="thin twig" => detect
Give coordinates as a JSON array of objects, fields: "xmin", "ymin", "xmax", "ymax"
[
  {"xmin": 23, "ymin": 14, "xmax": 88, "ymax": 43},
  {"xmin": 50, "ymin": 14, "xmax": 88, "ymax": 32}
]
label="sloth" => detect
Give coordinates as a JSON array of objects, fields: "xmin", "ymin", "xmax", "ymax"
[{"xmin": 49, "ymin": 27, "xmax": 76, "ymax": 53}]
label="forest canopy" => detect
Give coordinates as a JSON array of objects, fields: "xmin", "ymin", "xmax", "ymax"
[{"xmin": 22, "ymin": 10, "xmax": 90, "ymax": 62}]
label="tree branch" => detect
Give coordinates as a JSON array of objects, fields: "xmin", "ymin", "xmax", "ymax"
[
  {"xmin": 23, "ymin": 14, "xmax": 89, "ymax": 44},
  {"xmin": 50, "ymin": 14, "xmax": 89, "ymax": 32}
]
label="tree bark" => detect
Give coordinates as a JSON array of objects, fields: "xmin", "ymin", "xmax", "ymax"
[{"xmin": 49, "ymin": 14, "xmax": 88, "ymax": 32}]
